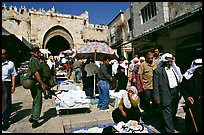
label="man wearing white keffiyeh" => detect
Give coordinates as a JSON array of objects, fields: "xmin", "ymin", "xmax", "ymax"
[
  {"xmin": 180, "ymin": 58, "xmax": 202, "ymax": 133},
  {"xmin": 183, "ymin": 58, "xmax": 202, "ymax": 80},
  {"xmin": 153, "ymin": 52, "xmax": 183, "ymax": 133},
  {"xmin": 112, "ymin": 86, "xmax": 141, "ymax": 123}
]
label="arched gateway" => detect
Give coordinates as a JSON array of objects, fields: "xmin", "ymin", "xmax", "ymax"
[
  {"xmin": 43, "ymin": 25, "xmax": 74, "ymax": 56},
  {"xmin": 2, "ymin": 5, "xmax": 108, "ymax": 57}
]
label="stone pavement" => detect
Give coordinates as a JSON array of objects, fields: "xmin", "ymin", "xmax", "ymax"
[
  {"xmin": 3, "ymin": 84, "xmax": 114, "ymax": 133},
  {"xmin": 3, "ymin": 84, "xmax": 186, "ymax": 133}
]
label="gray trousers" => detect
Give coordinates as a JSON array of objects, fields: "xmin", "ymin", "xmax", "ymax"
[
  {"xmin": 30, "ymin": 84, "xmax": 43, "ymax": 121},
  {"xmin": 161, "ymin": 88, "xmax": 178, "ymax": 133}
]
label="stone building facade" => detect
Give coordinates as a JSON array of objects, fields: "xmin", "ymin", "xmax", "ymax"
[
  {"xmin": 108, "ymin": 12, "xmax": 126, "ymax": 57},
  {"xmin": 108, "ymin": 2, "xmax": 202, "ymax": 63},
  {"xmin": 2, "ymin": 3, "xmax": 109, "ymax": 55}
]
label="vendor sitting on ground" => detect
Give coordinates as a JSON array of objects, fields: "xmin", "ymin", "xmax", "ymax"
[{"xmin": 112, "ymin": 86, "xmax": 141, "ymax": 123}]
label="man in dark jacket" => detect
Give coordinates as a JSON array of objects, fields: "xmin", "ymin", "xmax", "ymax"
[
  {"xmin": 180, "ymin": 58, "xmax": 202, "ymax": 133},
  {"xmin": 97, "ymin": 56, "xmax": 112, "ymax": 111},
  {"xmin": 153, "ymin": 53, "xmax": 182, "ymax": 133}
]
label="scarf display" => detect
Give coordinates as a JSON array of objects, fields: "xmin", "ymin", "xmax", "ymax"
[
  {"xmin": 183, "ymin": 58, "xmax": 202, "ymax": 80},
  {"xmin": 123, "ymin": 86, "xmax": 138, "ymax": 109}
]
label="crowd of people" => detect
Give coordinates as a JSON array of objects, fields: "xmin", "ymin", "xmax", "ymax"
[{"xmin": 2, "ymin": 45, "xmax": 202, "ymax": 133}]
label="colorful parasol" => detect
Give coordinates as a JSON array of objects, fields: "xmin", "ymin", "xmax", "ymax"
[
  {"xmin": 75, "ymin": 42, "xmax": 118, "ymax": 98},
  {"xmin": 75, "ymin": 42, "xmax": 117, "ymax": 61}
]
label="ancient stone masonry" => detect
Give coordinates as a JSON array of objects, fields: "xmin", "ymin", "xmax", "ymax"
[
  {"xmin": 168, "ymin": 2, "xmax": 202, "ymax": 20},
  {"xmin": 2, "ymin": 3, "xmax": 109, "ymax": 51}
]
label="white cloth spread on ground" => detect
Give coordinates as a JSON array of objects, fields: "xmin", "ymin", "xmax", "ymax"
[
  {"xmin": 72, "ymin": 120, "xmax": 150, "ymax": 133},
  {"xmin": 73, "ymin": 127, "xmax": 103, "ymax": 133},
  {"xmin": 113, "ymin": 120, "xmax": 149, "ymax": 133}
]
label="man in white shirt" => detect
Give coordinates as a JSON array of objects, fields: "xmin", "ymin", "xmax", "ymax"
[
  {"xmin": 84, "ymin": 59, "xmax": 98, "ymax": 98},
  {"xmin": 2, "ymin": 48, "xmax": 18, "ymax": 130}
]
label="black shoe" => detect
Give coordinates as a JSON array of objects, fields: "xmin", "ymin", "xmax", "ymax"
[
  {"xmin": 43, "ymin": 91, "xmax": 49, "ymax": 100},
  {"xmin": 32, "ymin": 120, "xmax": 43, "ymax": 129},
  {"xmin": 44, "ymin": 94, "xmax": 49, "ymax": 99},
  {"xmin": 48, "ymin": 93, "xmax": 52, "ymax": 99},
  {"xmin": 29, "ymin": 116, "xmax": 33, "ymax": 123},
  {"xmin": 2, "ymin": 123, "xmax": 10, "ymax": 131}
]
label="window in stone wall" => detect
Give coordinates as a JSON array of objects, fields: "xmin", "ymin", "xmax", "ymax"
[
  {"xmin": 141, "ymin": 2, "xmax": 157, "ymax": 24},
  {"xmin": 128, "ymin": 18, "xmax": 133, "ymax": 32},
  {"xmin": 30, "ymin": 39, "xmax": 36, "ymax": 44},
  {"xmin": 84, "ymin": 20, "xmax": 87, "ymax": 25},
  {"xmin": 110, "ymin": 35, "xmax": 114, "ymax": 43},
  {"xmin": 20, "ymin": 9, "xmax": 24, "ymax": 14}
]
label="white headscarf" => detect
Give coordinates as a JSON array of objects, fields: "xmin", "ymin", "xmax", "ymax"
[
  {"xmin": 158, "ymin": 53, "xmax": 173, "ymax": 67},
  {"xmin": 158, "ymin": 53, "xmax": 183, "ymax": 83},
  {"xmin": 123, "ymin": 86, "xmax": 139, "ymax": 109},
  {"xmin": 120, "ymin": 60, "xmax": 129, "ymax": 76},
  {"xmin": 183, "ymin": 58, "xmax": 202, "ymax": 80}
]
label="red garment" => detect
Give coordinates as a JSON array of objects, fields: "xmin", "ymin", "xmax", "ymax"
[
  {"xmin": 132, "ymin": 64, "xmax": 143, "ymax": 93},
  {"xmin": 63, "ymin": 64, "xmax": 70, "ymax": 69}
]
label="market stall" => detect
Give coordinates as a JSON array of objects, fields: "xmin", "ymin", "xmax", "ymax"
[{"xmin": 55, "ymin": 80, "xmax": 91, "ymax": 114}]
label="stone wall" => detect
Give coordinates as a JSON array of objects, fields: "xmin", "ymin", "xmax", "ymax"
[
  {"xmin": 168, "ymin": 2, "xmax": 202, "ymax": 20},
  {"xmin": 2, "ymin": 3, "xmax": 109, "ymax": 50},
  {"xmin": 2, "ymin": 4, "xmax": 31, "ymax": 42},
  {"xmin": 132, "ymin": 2, "xmax": 165, "ymax": 37}
]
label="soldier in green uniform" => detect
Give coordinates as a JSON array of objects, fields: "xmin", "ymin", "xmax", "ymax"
[{"xmin": 27, "ymin": 45, "xmax": 47, "ymax": 128}]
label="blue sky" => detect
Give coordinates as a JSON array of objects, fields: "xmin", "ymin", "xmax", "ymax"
[{"xmin": 2, "ymin": 2, "xmax": 131, "ymax": 25}]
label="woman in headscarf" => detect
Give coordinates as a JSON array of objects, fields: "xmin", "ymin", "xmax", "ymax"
[
  {"xmin": 112, "ymin": 86, "xmax": 141, "ymax": 123},
  {"xmin": 180, "ymin": 58, "xmax": 202, "ymax": 133}
]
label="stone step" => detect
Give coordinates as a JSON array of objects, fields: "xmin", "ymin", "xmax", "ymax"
[{"xmin": 61, "ymin": 104, "xmax": 114, "ymax": 133}]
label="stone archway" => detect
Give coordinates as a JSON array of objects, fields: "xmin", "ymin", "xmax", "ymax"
[{"xmin": 43, "ymin": 25, "xmax": 74, "ymax": 56}]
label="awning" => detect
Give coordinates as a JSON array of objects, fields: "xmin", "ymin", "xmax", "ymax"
[
  {"xmin": 2, "ymin": 27, "xmax": 32, "ymax": 49},
  {"xmin": 17, "ymin": 35, "xmax": 32, "ymax": 49},
  {"xmin": 2, "ymin": 27, "xmax": 31, "ymax": 68},
  {"xmin": 40, "ymin": 49, "xmax": 51, "ymax": 54},
  {"xmin": 2, "ymin": 27, "xmax": 10, "ymax": 36}
]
